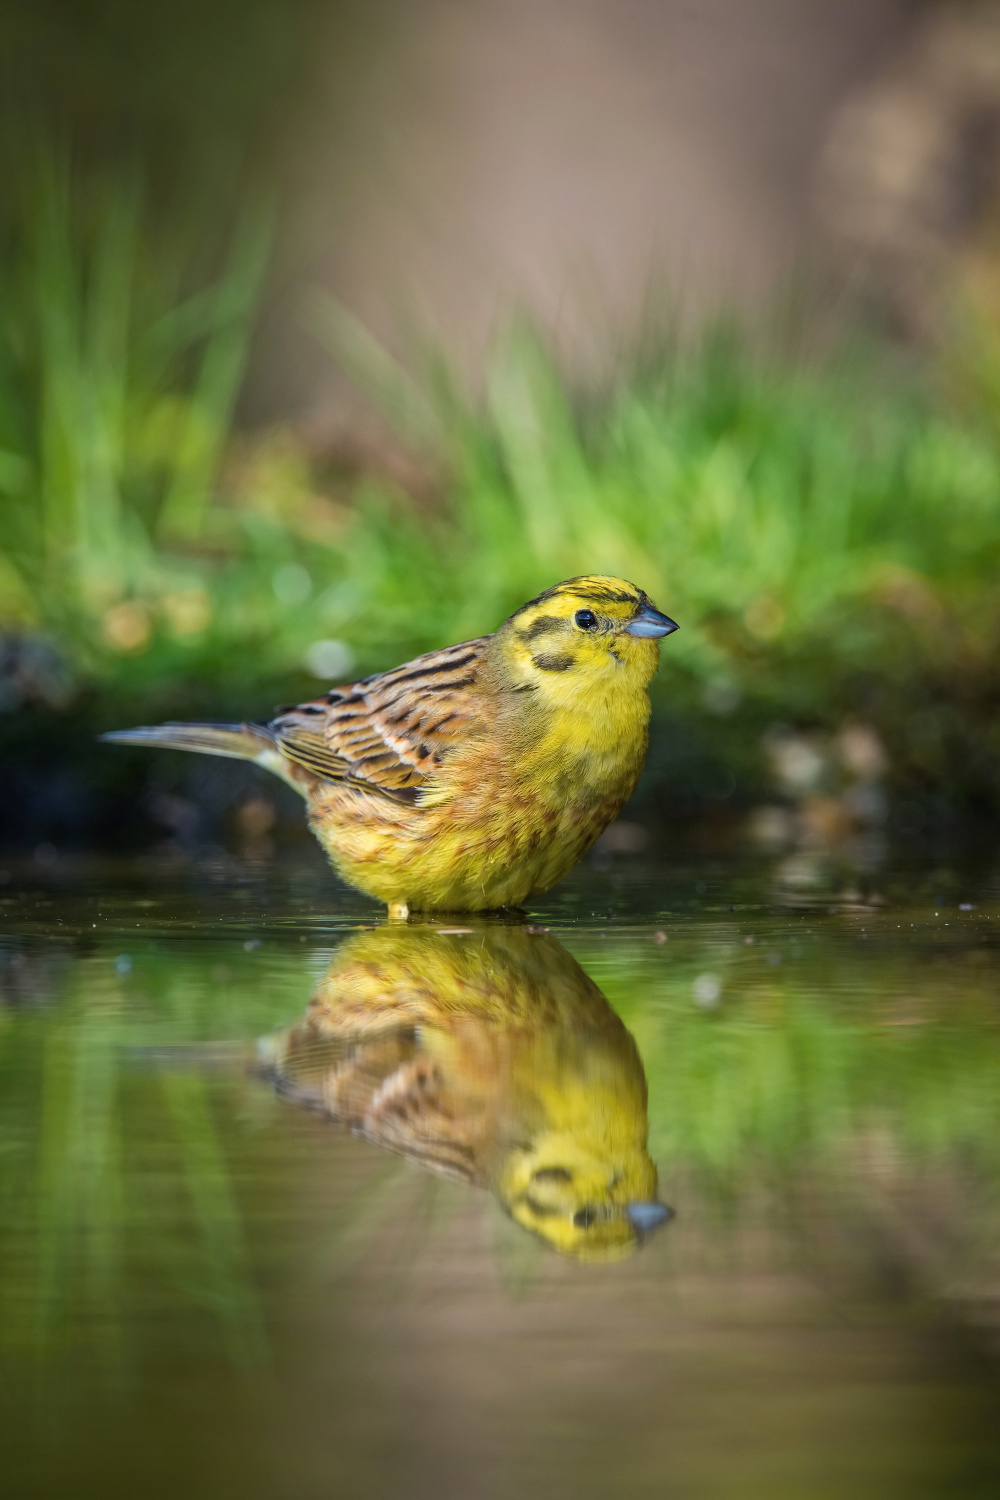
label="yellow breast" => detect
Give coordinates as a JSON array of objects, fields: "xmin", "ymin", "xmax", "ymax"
[{"xmin": 308, "ymin": 656, "xmax": 653, "ymax": 910}]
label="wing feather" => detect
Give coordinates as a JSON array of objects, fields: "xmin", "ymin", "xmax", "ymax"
[{"xmin": 269, "ymin": 636, "xmax": 491, "ymax": 800}]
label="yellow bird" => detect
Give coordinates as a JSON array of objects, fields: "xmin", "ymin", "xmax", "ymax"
[
  {"xmin": 105, "ymin": 576, "xmax": 677, "ymax": 913},
  {"xmin": 257, "ymin": 922, "xmax": 672, "ymax": 1262}
]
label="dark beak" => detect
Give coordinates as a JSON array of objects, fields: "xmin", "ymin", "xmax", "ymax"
[
  {"xmin": 626, "ymin": 1200, "xmax": 674, "ymax": 1236},
  {"xmin": 625, "ymin": 604, "xmax": 679, "ymax": 639}
]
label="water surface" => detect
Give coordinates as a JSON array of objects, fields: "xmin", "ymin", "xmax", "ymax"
[{"xmin": 3, "ymin": 853, "xmax": 1000, "ymax": 1499}]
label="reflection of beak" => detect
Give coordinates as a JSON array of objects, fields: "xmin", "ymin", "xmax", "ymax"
[
  {"xmin": 625, "ymin": 604, "xmax": 679, "ymax": 639},
  {"xmin": 626, "ymin": 1200, "xmax": 673, "ymax": 1235}
]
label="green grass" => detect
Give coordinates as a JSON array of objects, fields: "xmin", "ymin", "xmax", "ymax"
[{"xmin": 3, "ymin": 156, "xmax": 1000, "ymax": 809}]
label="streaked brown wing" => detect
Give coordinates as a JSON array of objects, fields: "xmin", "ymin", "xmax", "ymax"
[
  {"xmin": 270, "ymin": 636, "xmax": 490, "ymax": 800},
  {"xmin": 359, "ymin": 1056, "xmax": 480, "ymax": 1183},
  {"xmin": 263, "ymin": 1023, "xmax": 481, "ymax": 1184}
]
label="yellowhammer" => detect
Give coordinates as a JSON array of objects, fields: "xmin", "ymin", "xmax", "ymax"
[
  {"xmin": 105, "ymin": 576, "xmax": 677, "ymax": 912},
  {"xmin": 257, "ymin": 922, "xmax": 672, "ymax": 1262}
]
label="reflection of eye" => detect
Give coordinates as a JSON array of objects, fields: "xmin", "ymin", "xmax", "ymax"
[
  {"xmin": 574, "ymin": 609, "xmax": 598, "ymax": 631},
  {"xmin": 532, "ymin": 1167, "xmax": 573, "ymax": 1183},
  {"xmin": 573, "ymin": 1206, "xmax": 598, "ymax": 1229}
]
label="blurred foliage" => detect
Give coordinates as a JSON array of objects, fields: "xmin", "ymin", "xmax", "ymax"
[{"xmin": 3, "ymin": 155, "xmax": 1000, "ymax": 817}]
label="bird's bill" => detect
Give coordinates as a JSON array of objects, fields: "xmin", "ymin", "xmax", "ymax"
[
  {"xmin": 624, "ymin": 604, "xmax": 679, "ymax": 638},
  {"xmin": 625, "ymin": 1200, "xmax": 673, "ymax": 1235}
]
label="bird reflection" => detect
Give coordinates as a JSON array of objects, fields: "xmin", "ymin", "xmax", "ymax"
[{"xmin": 256, "ymin": 923, "xmax": 671, "ymax": 1262}]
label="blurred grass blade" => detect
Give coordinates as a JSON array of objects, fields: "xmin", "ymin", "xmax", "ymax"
[
  {"xmin": 306, "ymin": 290, "xmax": 439, "ymax": 446},
  {"xmin": 160, "ymin": 1070, "xmax": 268, "ymax": 1371},
  {"xmin": 34, "ymin": 983, "xmax": 125, "ymax": 1380},
  {"xmin": 157, "ymin": 200, "xmax": 273, "ymax": 543}
]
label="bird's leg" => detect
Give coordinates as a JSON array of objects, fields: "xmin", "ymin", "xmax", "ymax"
[{"xmin": 387, "ymin": 902, "xmax": 410, "ymax": 922}]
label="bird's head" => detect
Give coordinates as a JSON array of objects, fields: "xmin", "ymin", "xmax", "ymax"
[
  {"xmin": 492, "ymin": 576, "xmax": 678, "ymax": 700},
  {"xmin": 497, "ymin": 1131, "xmax": 672, "ymax": 1263}
]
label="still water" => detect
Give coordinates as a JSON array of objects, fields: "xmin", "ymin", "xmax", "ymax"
[{"xmin": 3, "ymin": 853, "xmax": 1000, "ymax": 1499}]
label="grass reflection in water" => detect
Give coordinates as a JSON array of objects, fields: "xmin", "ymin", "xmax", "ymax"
[{"xmin": 0, "ymin": 941, "xmax": 278, "ymax": 1381}]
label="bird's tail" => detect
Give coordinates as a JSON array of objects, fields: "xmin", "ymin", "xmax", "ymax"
[{"xmin": 101, "ymin": 722, "xmax": 304, "ymax": 793}]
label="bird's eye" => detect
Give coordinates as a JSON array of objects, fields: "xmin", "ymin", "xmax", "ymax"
[
  {"xmin": 574, "ymin": 609, "xmax": 598, "ymax": 631},
  {"xmin": 573, "ymin": 1206, "xmax": 598, "ymax": 1229}
]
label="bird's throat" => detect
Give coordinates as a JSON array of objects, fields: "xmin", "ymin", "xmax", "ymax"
[{"xmin": 516, "ymin": 670, "xmax": 651, "ymax": 800}]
